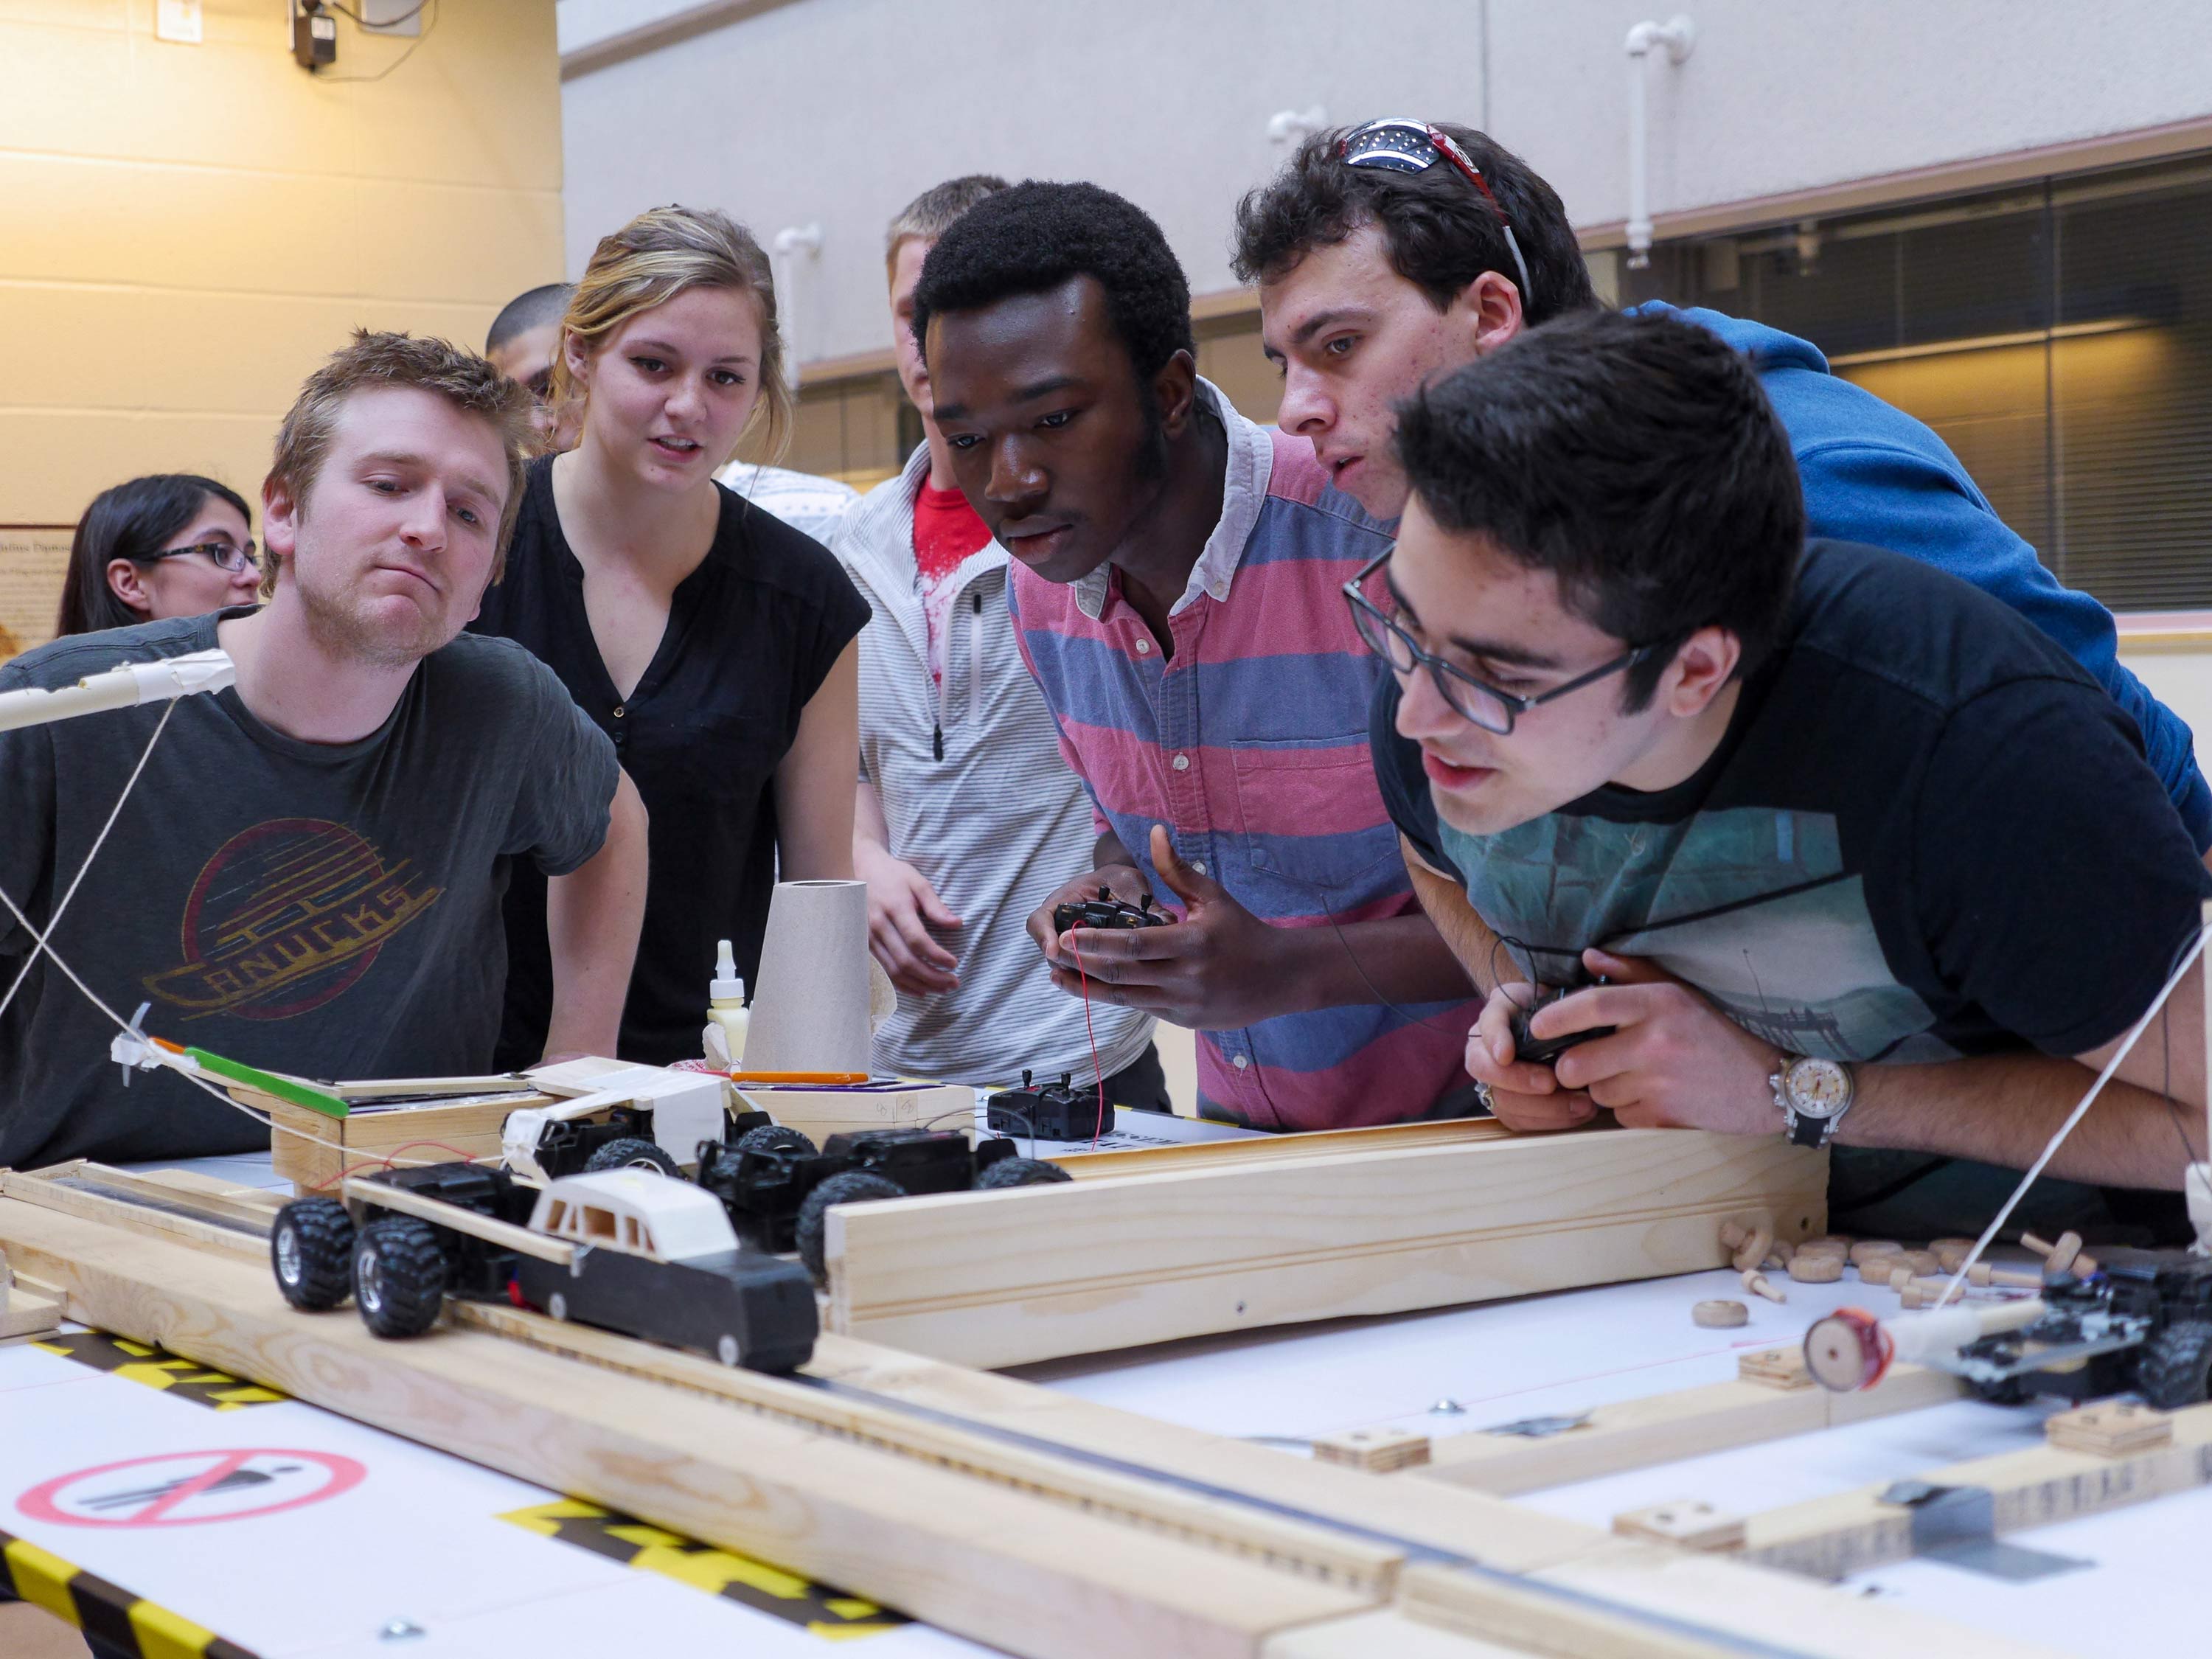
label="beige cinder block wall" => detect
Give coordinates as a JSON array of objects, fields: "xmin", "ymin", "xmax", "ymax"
[{"xmin": 0, "ymin": 0, "xmax": 563, "ymax": 528}]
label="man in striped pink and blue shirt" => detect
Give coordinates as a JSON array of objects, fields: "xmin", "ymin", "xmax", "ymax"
[{"xmin": 913, "ymin": 181, "xmax": 1479, "ymax": 1130}]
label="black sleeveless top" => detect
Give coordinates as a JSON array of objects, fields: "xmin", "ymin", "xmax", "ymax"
[{"xmin": 470, "ymin": 456, "xmax": 868, "ymax": 1065}]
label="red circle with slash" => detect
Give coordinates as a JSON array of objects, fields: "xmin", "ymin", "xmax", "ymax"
[{"xmin": 18, "ymin": 1449, "xmax": 366, "ymax": 1528}]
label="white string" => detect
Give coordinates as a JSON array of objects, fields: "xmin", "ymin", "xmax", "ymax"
[
  {"xmin": 0, "ymin": 705, "xmax": 367, "ymax": 1168},
  {"xmin": 1932, "ymin": 919, "xmax": 2212, "ymax": 1310},
  {"xmin": 0, "ymin": 698, "xmax": 177, "ymax": 1026},
  {"xmin": 0, "ymin": 862, "xmax": 364, "ymax": 1164}
]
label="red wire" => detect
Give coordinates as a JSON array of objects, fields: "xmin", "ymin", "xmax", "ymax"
[
  {"xmin": 1068, "ymin": 938, "xmax": 1107, "ymax": 1150},
  {"xmin": 307, "ymin": 1141, "xmax": 487, "ymax": 1192}
]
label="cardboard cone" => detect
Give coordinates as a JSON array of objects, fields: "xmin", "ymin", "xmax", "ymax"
[{"xmin": 743, "ymin": 880, "xmax": 872, "ymax": 1074}]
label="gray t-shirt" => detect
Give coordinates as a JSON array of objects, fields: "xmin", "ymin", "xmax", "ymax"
[{"xmin": 0, "ymin": 609, "xmax": 619, "ymax": 1168}]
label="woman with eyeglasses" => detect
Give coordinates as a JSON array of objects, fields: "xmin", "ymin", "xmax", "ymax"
[{"xmin": 56, "ymin": 473, "xmax": 263, "ymax": 636}]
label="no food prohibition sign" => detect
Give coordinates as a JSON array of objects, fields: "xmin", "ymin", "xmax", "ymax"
[{"xmin": 18, "ymin": 1448, "xmax": 366, "ymax": 1529}]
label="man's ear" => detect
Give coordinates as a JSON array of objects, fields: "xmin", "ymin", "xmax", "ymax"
[
  {"xmin": 105, "ymin": 559, "xmax": 154, "ymax": 619},
  {"xmin": 1155, "ymin": 347, "xmax": 1200, "ymax": 437},
  {"xmin": 1659, "ymin": 625, "xmax": 1742, "ymax": 717},
  {"xmin": 1453, "ymin": 270, "xmax": 1526, "ymax": 359},
  {"xmin": 261, "ymin": 474, "xmax": 302, "ymax": 587}
]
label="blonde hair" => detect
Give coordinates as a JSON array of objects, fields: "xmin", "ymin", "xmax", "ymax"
[
  {"xmin": 549, "ymin": 204, "xmax": 793, "ymax": 468},
  {"xmin": 262, "ymin": 330, "xmax": 535, "ymax": 598},
  {"xmin": 884, "ymin": 173, "xmax": 1010, "ymax": 277}
]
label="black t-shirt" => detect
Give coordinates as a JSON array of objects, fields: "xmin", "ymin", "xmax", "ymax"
[
  {"xmin": 0, "ymin": 609, "xmax": 616, "ymax": 1169},
  {"xmin": 1374, "ymin": 539, "xmax": 2212, "ymax": 1067},
  {"xmin": 472, "ymin": 457, "xmax": 869, "ymax": 1065}
]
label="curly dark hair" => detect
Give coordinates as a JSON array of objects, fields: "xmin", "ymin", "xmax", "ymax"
[
  {"xmin": 1233, "ymin": 122, "xmax": 1599, "ymax": 325},
  {"xmin": 911, "ymin": 181, "xmax": 1194, "ymax": 383},
  {"xmin": 1394, "ymin": 310, "xmax": 1802, "ymax": 709}
]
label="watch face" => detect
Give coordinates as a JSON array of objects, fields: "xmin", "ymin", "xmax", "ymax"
[{"xmin": 1787, "ymin": 1058, "xmax": 1851, "ymax": 1119}]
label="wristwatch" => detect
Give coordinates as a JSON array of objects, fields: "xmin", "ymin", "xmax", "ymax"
[{"xmin": 1770, "ymin": 1055, "xmax": 1855, "ymax": 1148}]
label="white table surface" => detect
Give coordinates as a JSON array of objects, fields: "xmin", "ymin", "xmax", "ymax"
[{"xmin": 4, "ymin": 1152, "xmax": 2191, "ymax": 1658}]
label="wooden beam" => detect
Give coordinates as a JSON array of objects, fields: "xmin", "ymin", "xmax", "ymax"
[
  {"xmin": 1396, "ymin": 1544, "xmax": 2070, "ymax": 1659},
  {"xmin": 1264, "ymin": 1610, "xmax": 1531, "ymax": 1659},
  {"xmin": 24, "ymin": 1163, "xmax": 276, "ymax": 1231},
  {"xmin": 125, "ymin": 1168, "xmax": 287, "ymax": 1212},
  {"xmin": 1739, "ymin": 1399, "xmax": 2212, "ymax": 1580},
  {"xmin": 1418, "ymin": 1355, "xmax": 1964, "ymax": 1496},
  {"xmin": 827, "ymin": 1129, "xmax": 1828, "ymax": 1368},
  {"xmin": 0, "ymin": 1169, "xmax": 266, "ymax": 1262},
  {"xmin": 268, "ymin": 1092, "xmax": 534, "ymax": 1191},
  {"xmin": 0, "ymin": 1282, "xmax": 61, "ymax": 1340},
  {"xmin": 338, "ymin": 1178, "xmax": 573, "ymax": 1266}
]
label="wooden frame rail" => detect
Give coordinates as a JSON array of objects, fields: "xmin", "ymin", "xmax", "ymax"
[
  {"xmin": 0, "ymin": 1169, "xmax": 2047, "ymax": 1659},
  {"xmin": 827, "ymin": 1127, "xmax": 1829, "ymax": 1368}
]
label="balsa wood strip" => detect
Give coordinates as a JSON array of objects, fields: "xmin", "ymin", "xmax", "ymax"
[
  {"xmin": 1419, "ymin": 1363, "xmax": 1964, "ymax": 1495},
  {"xmin": 1051, "ymin": 1118, "xmax": 1513, "ymax": 1179},
  {"xmin": 828, "ymin": 1130, "xmax": 1828, "ymax": 1368}
]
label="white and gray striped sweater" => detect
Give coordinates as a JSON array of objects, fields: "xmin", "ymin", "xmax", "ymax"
[{"xmin": 832, "ymin": 446, "xmax": 1155, "ymax": 1088}]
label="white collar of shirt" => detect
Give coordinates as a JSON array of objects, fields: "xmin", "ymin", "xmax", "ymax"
[{"xmin": 1071, "ymin": 378, "xmax": 1273, "ymax": 622}]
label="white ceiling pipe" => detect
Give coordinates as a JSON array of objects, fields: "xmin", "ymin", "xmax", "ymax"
[
  {"xmin": 1624, "ymin": 15, "xmax": 1695, "ymax": 270},
  {"xmin": 771, "ymin": 222, "xmax": 823, "ymax": 389},
  {"xmin": 1266, "ymin": 105, "xmax": 1328, "ymax": 147}
]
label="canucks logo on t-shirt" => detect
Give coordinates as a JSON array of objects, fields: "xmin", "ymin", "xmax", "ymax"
[{"xmin": 142, "ymin": 818, "xmax": 444, "ymax": 1021}]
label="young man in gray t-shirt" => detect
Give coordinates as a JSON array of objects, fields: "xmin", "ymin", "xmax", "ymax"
[{"xmin": 0, "ymin": 331, "xmax": 647, "ymax": 1169}]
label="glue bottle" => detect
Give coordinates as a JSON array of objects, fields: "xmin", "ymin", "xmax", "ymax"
[{"xmin": 703, "ymin": 939, "xmax": 750, "ymax": 1069}]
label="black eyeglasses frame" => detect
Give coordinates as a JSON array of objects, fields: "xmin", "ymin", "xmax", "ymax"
[
  {"xmin": 1340, "ymin": 549, "xmax": 1660, "ymax": 736},
  {"xmin": 142, "ymin": 538, "xmax": 257, "ymax": 575}
]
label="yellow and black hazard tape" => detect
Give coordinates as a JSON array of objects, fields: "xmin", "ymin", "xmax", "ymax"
[
  {"xmin": 2, "ymin": 1526, "xmax": 260, "ymax": 1658},
  {"xmin": 31, "ymin": 1332, "xmax": 288, "ymax": 1411},
  {"xmin": 501, "ymin": 1500, "xmax": 908, "ymax": 1639}
]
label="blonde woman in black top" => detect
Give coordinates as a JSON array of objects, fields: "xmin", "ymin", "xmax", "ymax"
[{"xmin": 474, "ymin": 206, "xmax": 866, "ymax": 1065}]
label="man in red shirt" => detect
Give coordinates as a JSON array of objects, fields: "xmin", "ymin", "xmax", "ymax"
[{"xmin": 835, "ymin": 178, "xmax": 1164, "ymax": 1100}]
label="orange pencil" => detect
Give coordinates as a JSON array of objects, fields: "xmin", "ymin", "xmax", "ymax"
[{"xmin": 727, "ymin": 1070, "xmax": 872, "ymax": 1085}]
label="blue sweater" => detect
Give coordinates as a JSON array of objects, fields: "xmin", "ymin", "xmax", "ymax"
[{"xmin": 1633, "ymin": 301, "xmax": 2210, "ymax": 849}]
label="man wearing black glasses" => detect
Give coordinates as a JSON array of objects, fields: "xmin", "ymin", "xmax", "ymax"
[
  {"xmin": 1235, "ymin": 119, "xmax": 2208, "ymax": 853},
  {"xmin": 1240, "ymin": 118, "xmax": 2212, "ymax": 1229},
  {"xmin": 1374, "ymin": 309, "xmax": 2208, "ymax": 1234}
]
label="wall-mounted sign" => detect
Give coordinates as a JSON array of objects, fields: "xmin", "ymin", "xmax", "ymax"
[{"xmin": 0, "ymin": 525, "xmax": 74, "ymax": 664}]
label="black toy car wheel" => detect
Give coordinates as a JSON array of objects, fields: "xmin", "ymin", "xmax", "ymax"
[
  {"xmin": 271, "ymin": 1197, "xmax": 355, "ymax": 1310},
  {"xmin": 734, "ymin": 1123, "xmax": 815, "ymax": 1157},
  {"xmin": 582, "ymin": 1136, "xmax": 681, "ymax": 1177},
  {"xmin": 2137, "ymin": 1318, "xmax": 2212, "ymax": 1409},
  {"xmin": 975, "ymin": 1157, "xmax": 1073, "ymax": 1189},
  {"xmin": 1969, "ymin": 1374, "xmax": 2031, "ymax": 1406},
  {"xmin": 796, "ymin": 1169, "xmax": 905, "ymax": 1284},
  {"xmin": 352, "ymin": 1217, "xmax": 451, "ymax": 1338}
]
